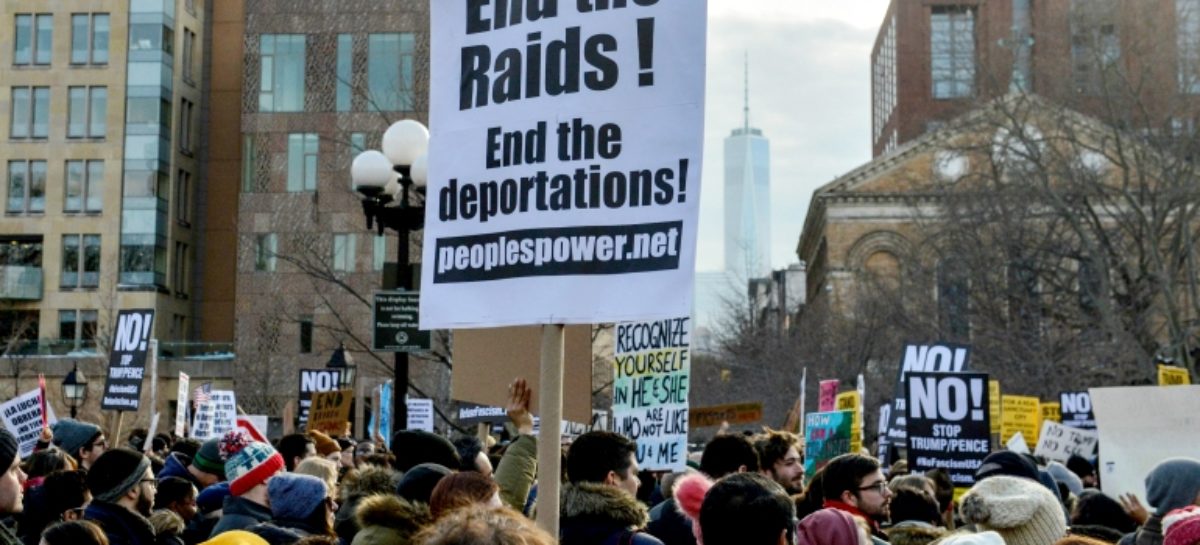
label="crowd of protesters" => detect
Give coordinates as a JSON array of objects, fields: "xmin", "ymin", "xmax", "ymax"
[{"xmin": 0, "ymin": 377, "xmax": 1197, "ymax": 545}]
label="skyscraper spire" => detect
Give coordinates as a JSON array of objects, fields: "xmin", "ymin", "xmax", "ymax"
[{"xmin": 743, "ymin": 52, "xmax": 750, "ymax": 131}]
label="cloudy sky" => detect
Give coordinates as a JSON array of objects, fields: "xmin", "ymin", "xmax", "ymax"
[{"xmin": 696, "ymin": 1, "xmax": 892, "ymax": 271}]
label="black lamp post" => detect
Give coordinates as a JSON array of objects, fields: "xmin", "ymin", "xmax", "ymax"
[
  {"xmin": 61, "ymin": 361, "xmax": 88, "ymax": 418},
  {"xmin": 326, "ymin": 341, "xmax": 357, "ymax": 390},
  {"xmin": 351, "ymin": 119, "xmax": 429, "ymax": 434}
]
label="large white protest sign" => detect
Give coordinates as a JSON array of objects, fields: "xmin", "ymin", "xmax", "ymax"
[
  {"xmin": 421, "ymin": 0, "xmax": 707, "ymax": 328},
  {"xmin": 611, "ymin": 317, "xmax": 690, "ymax": 471},
  {"xmin": 1034, "ymin": 420, "xmax": 1098, "ymax": 463},
  {"xmin": 1, "ymin": 388, "xmax": 57, "ymax": 458},
  {"xmin": 192, "ymin": 390, "xmax": 237, "ymax": 440},
  {"xmin": 407, "ymin": 399, "xmax": 434, "ymax": 432},
  {"xmin": 1091, "ymin": 385, "xmax": 1200, "ymax": 501}
]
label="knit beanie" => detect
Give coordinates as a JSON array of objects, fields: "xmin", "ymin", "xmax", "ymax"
[
  {"xmin": 935, "ymin": 531, "xmax": 1006, "ymax": 545},
  {"xmin": 51, "ymin": 418, "xmax": 102, "ymax": 457},
  {"xmin": 1145, "ymin": 458, "xmax": 1200, "ymax": 517},
  {"xmin": 219, "ymin": 430, "xmax": 285, "ymax": 497},
  {"xmin": 796, "ymin": 509, "xmax": 860, "ymax": 545},
  {"xmin": 1164, "ymin": 506, "xmax": 1200, "ymax": 545},
  {"xmin": 395, "ymin": 463, "xmax": 452, "ymax": 504},
  {"xmin": 960, "ymin": 475, "xmax": 1067, "ymax": 545},
  {"xmin": 268, "ymin": 473, "xmax": 328, "ymax": 521},
  {"xmin": 307, "ymin": 430, "xmax": 341, "ymax": 458},
  {"xmin": 0, "ymin": 429, "xmax": 17, "ymax": 472},
  {"xmin": 975, "ymin": 451, "xmax": 1040, "ymax": 482},
  {"xmin": 1067, "ymin": 455, "xmax": 1094, "ymax": 480},
  {"xmin": 391, "ymin": 431, "xmax": 460, "ymax": 472},
  {"xmin": 1046, "ymin": 461, "xmax": 1084, "ymax": 497},
  {"xmin": 200, "ymin": 530, "xmax": 270, "ymax": 545},
  {"xmin": 87, "ymin": 447, "xmax": 152, "ymax": 503},
  {"xmin": 197, "ymin": 482, "xmax": 231, "ymax": 514},
  {"xmin": 192, "ymin": 438, "xmax": 226, "ymax": 479}
]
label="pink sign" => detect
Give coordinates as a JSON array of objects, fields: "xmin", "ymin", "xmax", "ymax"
[{"xmin": 818, "ymin": 380, "xmax": 839, "ymax": 412}]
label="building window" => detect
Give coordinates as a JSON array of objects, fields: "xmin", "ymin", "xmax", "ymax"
[
  {"xmin": 65, "ymin": 160, "xmax": 103, "ymax": 213},
  {"xmin": 61, "ymin": 234, "xmax": 100, "ymax": 289},
  {"xmin": 373, "ymin": 235, "xmax": 386, "ymax": 271},
  {"xmin": 1071, "ymin": 0, "xmax": 1119, "ymax": 95},
  {"xmin": 255, "ymin": 234, "xmax": 277, "ymax": 272},
  {"xmin": 367, "ymin": 33, "xmax": 415, "ymax": 112},
  {"xmin": 937, "ymin": 259, "xmax": 970, "ymax": 340},
  {"xmin": 332, "ymin": 234, "xmax": 356, "ymax": 272},
  {"xmin": 1180, "ymin": 0, "xmax": 1200, "ymax": 93},
  {"xmin": 182, "ymin": 29, "xmax": 196, "ymax": 84},
  {"xmin": 873, "ymin": 14, "xmax": 897, "ymax": 142},
  {"xmin": 930, "ymin": 6, "xmax": 975, "ymax": 99},
  {"xmin": 70, "ymin": 13, "xmax": 109, "ymax": 65},
  {"xmin": 10, "ymin": 87, "xmax": 50, "ymax": 139},
  {"xmin": 259, "ymin": 34, "xmax": 306, "ymax": 112},
  {"xmin": 337, "ymin": 34, "xmax": 353, "ymax": 111},
  {"xmin": 242, "ymin": 135, "xmax": 257, "ymax": 192},
  {"xmin": 287, "ymin": 133, "xmax": 319, "ymax": 191},
  {"xmin": 171, "ymin": 314, "xmax": 186, "ymax": 340},
  {"xmin": 173, "ymin": 241, "xmax": 188, "ymax": 295},
  {"xmin": 59, "ymin": 310, "xmax": 99, "ymax": 351},
  {"xmin": 176, "ymin": 169, "xmax": 190, "ymax": 224},
  {"xmin": 179, "ymin": 98, "xmax": 194, "ymax": 153},
  {"xmin": 7, "ymin": 160, "xmax": 46, "ymax": 214},
  {"xmin": 14, "ymin": 14, "xmax": 52, "ymax": 66},
  {"xmin": 68, "ymin": 86, "xmax": 107, "ymax": 138},
  {"xmin": 299, "ymin": 316, "xmax": 313, "ymax": 354}
]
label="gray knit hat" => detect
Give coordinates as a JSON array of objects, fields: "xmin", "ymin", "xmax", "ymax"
[
  {"xmin": 51, "ymin": 418, "xmax": 102, "ymax": 457},
  {"xmin": 960, "ymin": 475, "xmax": 1067, "ymax": 545}
]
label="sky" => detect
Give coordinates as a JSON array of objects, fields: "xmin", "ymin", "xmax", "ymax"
[{"xmin": 696, "ymin": 1, "xmax": 892, "ymax": 272}]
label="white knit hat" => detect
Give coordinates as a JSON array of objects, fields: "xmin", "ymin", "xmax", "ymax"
[{"xmin": 960, "ymin": 476, "xmax": 1066, "ymax": 545}]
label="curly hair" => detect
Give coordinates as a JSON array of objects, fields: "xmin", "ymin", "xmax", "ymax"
[
  {"xmin": 753, "ymin": 428, "xmax": 802, "ymax": 469},
  {"xmin": 429, "ymin": 472, "xmax": 500, "ymax": 520},
  {"xmin": 415, "ymin": 506, "xmax": 554, "ymax": 545}
]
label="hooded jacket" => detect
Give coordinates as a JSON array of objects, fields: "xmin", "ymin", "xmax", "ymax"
[
  {"xmin": 334, "ymin": 467, "xmax": 400, "ymax": 545},
  {"xmin": 560, "ymin": 482, "xmax": 664, "ymax": 545},
  {"xmin": 350, "ymin": 494, "xmax": 431, "ymax": 545},
  {"xmin": 84, "ymin": 501, "xmax": 157, "ymax": 545},
  {"xmin": 158, "ymin": 454, "xmax": 200, "ymax": 488},
  {"xmin": 211, "ymin": 496, "xmax": 273, "ymax": 537}
]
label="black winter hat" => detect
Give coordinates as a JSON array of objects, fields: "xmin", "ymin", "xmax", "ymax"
[
  {"xmin": 0, "ymin": 429, "xmax": 17, "ymax": 473},
  {"xmin": 87, "ymin": 447, "xmax": 151, "ymax": 502},
  {"xmin": 975, "ymin": 451, "xmax": 1040, "ymax": 482},
  {"xmin": 395, "ymin": 463, "xmax": 452, "ymax": 504},
  {"xmin": 391, "ymin": 430, "xmax": 460, "ymax": 473},
  {"xmin": 1066, "ymin": 455, "xmax": 1094, "ymax": 479}
]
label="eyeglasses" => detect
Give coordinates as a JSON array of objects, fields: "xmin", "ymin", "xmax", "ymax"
[
  {"xmin": 857, "ymin": 481, "xmax": 889, "ymax": 494},
  {"xmin": 141, "ymin": 478, "xmax": 158, "ymax": 488},
  {"xmin": 88, "ymin": 439, "xmax": 108, "ymax": 450}
]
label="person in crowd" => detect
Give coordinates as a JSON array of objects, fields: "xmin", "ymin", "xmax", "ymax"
[
  {"xmin": 452, "ymin": 436, "xmax": 493, "ymax": 478},
  {"xmin": 492, "ymin": 379, "xmax": 537, "ymax": 514},
  {"xmin": 1070, "ymin": 489, "xmax": 1139, "ymax": 542},
  {"xmin": 150, "ymin": 509, "xmax": 186, "ymax": 545},
  {"xmin": 248, "ymin": 474, "xmax": 335, "ymax": 543},
  {"xmin": 182, "ymin": 483, "xmax": 229, "ymax": 545},
  {"xmin": 885, "ymin": 488, "xmax": 946, "ymax": 545},
  {"xmin": 1163, "ymin": 506, "xmax": 1200, "ymax": 545},
  {"xmin": 822, "ymin": 454, "xmax": 892, "ymax": 543},
  {"xmin": 335, "ymin": 439, "xmax": 356, "ymax": 472},
  {"xmin": 924, "ymin": 469, "xmax": 956, "ymax": 530},
  {"xmin": 0, "ymin": 429, "xmax": 27, "ymax": 545},
  {"xmin": 754, "ymin": 428, "xmax": 805, "ymax": 495},
  {"xmin": 396, "ymin": 464, "xmax": 452, "ymax": 505},
  {"xmin": 350, "ymin": 494, "xmax": 430, "ymax": 545},
  {"xmin": 959, "ymin": 474, "xmax": 1068, "ymax": 545},
  {"xmin": 356, "ymin": 455, "xmax": 393, "ymax": 470},
  {"xmin": 795, "ymin": 509, "xmax": 872, "ymax": 545},
  {"xmin": 699, "ymin": 434, "xmax": 760, "ymax": 479},
  {"xmin": 170, "ymin": 440, "xmax": 202, "ymax": 462},
  {"xmin": 19, "ymin": 470, "xmax": 91, "ymax": 545},
  {"xmin": 795, "ymin": 467, "xmax": 827, "ymax": 521},
  {"xmin": 1067, "ymin": 455, "xmax": 1099, "ymax": 489},
  {"xmin": 305, "ymin": 432, "xmax": 341, "ymax": 464},
  {"xmin": 198, "ymin": 531, "xmax": 269, "ymax": 545},
  {"xmin": 295, "ymin": 458, "xmax": 339, "ymax": 500},
  {"xmin": 429, "ymin": 472, "xmax": 501, "ymax": 520},
  {"xmin": 51, "ymin": 419, "xmax": 107, "ymax": 470},
  {"xmin": 40, "ymin": 520, "xmax": 109, "ymax": 545},
  {"xmin": 153, "ymin": 478, "xmax": 199, "ymax": 525},
  {"xmin": 391, "ymin": 432, "xmax": 460, "ymax": 474},
  {"xmin": 414, "ymin": 505, "xmax": 555, "ymax": 545},
  {"xmin": 333, "ymin": 466, "xmax": 399, "ymax": 544},
  {"xmin": 646, "ymin": 470, "xmax": 696, "ymax": 545},
  {"xmin": 211, "ymin": 431, "xmax": 285, "ymax": 536},
  {"xmin": 890, "ymin": 460, "xmax": 910, "ymax": 479},
  {"xmin": 277, "ymin": 435, "xmax": 316, "ymax": 473},
  {"xmin": 351, "ymin": 443, "xmax": 375, "ymax": 469},
  {"xmin": 83, "ymin": 448, "xmax": 158, "ymax": 545},
  {"xmin": 1120, "ymin": 458, "xmax": 1200, "ymax": 545},
  {"xmin": 674, "ymin": 472, "xmax": 797, "ymax": 545},
  {"xmin": 890, "ymin": 475, "xmax": 937, "ymax": 500},
  {"xmin": 159, "ymin": 439, "xmax": 225, "ymax": 489},
  {"xmin": 1048, "ymin": 461, "xmax": 1085, "ymax": 499},
  {"xmin": 22, "ymin": 448, "xmax": 75, "ymax": 489},
  {"xmin": 560, "ymin": 431, "xmax": 663, "ymax": 545},
  {"xmin": 975, "ymin": 451, "xmax": 1040, "ymax": 483}
]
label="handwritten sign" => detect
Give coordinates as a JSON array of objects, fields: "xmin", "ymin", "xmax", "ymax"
[
  {"xmin": 193, "ymin": 390, "xmax": 236, "ymax": 440},
  {"xmin": 612, "ymin": 318, "xmax": 690, "ymax": 471},
  {"xmin": 804, "ymin": 411, "xmax": 854, "ymax": 477},
  {"xmin": 1001, "ymin": 395, "xmax": 1040, "ymax": 450},
  {"xmin": 309, "ymin": 389, "xmax": 353, "ymax": 435},
  {"xmin": 1034, "ymin": 420, "xmax": 1098, "ymax": 462},
  {"xmin": 1, "ymin": 388, "xmax": 57, "ymax": 458}
]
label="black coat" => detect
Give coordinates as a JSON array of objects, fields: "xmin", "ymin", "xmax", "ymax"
[
  {"xmin": 210, "ymin": 496, "xmax": 272, "ymax": 537},
  {"xmin": 85, "ymin": 501, "xmax": 157, "ymax": 545},
  {"xmin": 560, "ymin": 483, "xmax": 665, "ymax": 545}
]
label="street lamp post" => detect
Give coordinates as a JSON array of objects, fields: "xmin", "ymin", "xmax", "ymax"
[
  {"xmin": 351, "ymin": 119, "xmax": 429, "ymax": 435},
  {"xmin": 61, "ymin": 361, "xmax": 88, "ymax": 418}
]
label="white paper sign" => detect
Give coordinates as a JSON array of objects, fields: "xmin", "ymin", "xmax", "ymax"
[
  {"xmin": 421, "ymin": 0, "xmax": 708, "ymax": 328},
  {"xmin": 1005, "ymin": 431, "xmax": 1030, "ymax": 454},
  {"xmin": 611, "ymin": 318, "xmax": 690, "ymax": 471},
  {"xmin": 175, "ymin": 372, "xmax": 189, "ymax": 437},
  {"xmin": 1034, "ymin": 420, "xmax": 1098, "ymax": 463},
  {"xmin": 192, "ymin": 390, "xmax": 238, "ymax": 440},
  {"xmin": 0, "ymin": 388, "xmax": 57, "ymax": 458},
  {"xmin": 1091, "ymin": 385, "xmax": 1200, "ymax": 502},
  {"xmin": 407, "ymin": 399, "xmax": 434, "ymax": 432}
]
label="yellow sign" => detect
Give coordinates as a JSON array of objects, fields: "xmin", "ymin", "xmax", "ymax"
[
  {"xmin": 308, "ymin": 389, "xmax": 354, "ymax": 435},
  {"xmin": 1158, "ymin": 365, "xmax": 1192, "ymax": 386},
  {"xmin": 989, "ymin": 380, "xmax": 1001, "ymax": 434},
  {"xmin": 835, "ymin": 391, "xmax": 863, "ymax": 452},
  {"xmin": 690, "ymin": 402, "xmax": 763, "ymax": 427},
  {"xmin": 1041, "ymin": 402, "xmax": 1061, "ymax": 424},
  {"xmin": 1001, "ymin": 395, "xmax": 1040, "ymax": 449}
]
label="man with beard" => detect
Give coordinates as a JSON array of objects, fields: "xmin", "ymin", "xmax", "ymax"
[
  {"xmin": 754, "ymin": 429, "xmax": 805, "ymax": 494},
  {"xmin": 0, "ymin": 429, "xmax": 26, "ymax": 545},
  {"xmin": 822, "ymin": 453, "xmax": 893, "ymax": 545},
  {"xmin": 84, "ymin": 448, "xmax": 158, "ymax": 545}
]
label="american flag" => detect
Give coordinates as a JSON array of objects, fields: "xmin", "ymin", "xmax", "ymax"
[{"xmin": 193, "ymin": 383, "xmax": 212, "ymax": 404}]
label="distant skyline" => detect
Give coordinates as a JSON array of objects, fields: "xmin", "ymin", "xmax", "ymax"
[{"xmin": 697, "ymin": 1, "xmax": 891, "ymax": 272}]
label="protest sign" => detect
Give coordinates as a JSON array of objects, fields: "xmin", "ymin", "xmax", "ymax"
[
  {"xmin": 1157, "ymin": 365, "xmax": 1191, "ymax": 385},
  {"xmin": 1005, "ymin": 432, "xmax": 1030, "ymax": 454},
  {"xmin": 379, "ymin": 382, "xmax": 393, "ymax": 447},
  {"xmin": 1001, "ymin": 395, "xmax": 1040, "ymax": 450},
  {"xmin": 297, "ymin": 369, "xmax": 343, "ymax": 426},
  {"xmin": 309, "ymin": 389, "xmax": 353, "ymax": 435},
  {"xmin": 1, "ymin": 388, "xmax": 57, "ymax": 458},
  {"xmin": 804, "ymin": 411, "xmax": 855, "ymax": 478},
  {"xmin": 988, "ymin": 380, "xmax": 1001, "ymax": 434},
  {"xmin": 611, "ymin": 317, "xmax": 690, "ymax": 471},
  {"xmin": 1091, "ymin": 386, "xmax": 1200, "ymax": 501},
  {"xmin": 421, "ymin": 0, "xmax": 707, "ymax": 328},
  {"xmin": 456, "ymin": 403, "xmax": 508, "ymax": 426},
  {"xmin": 452, "ymin": 325, "xmax": 593, "ymax": 422},
  {"xmin": 175, "ymin": 372, "xmax": 189, "ymax": 437},
  {"xmin": 877, "ymin": 403, "xmax": 891, "ymax": 464},
  {"xmin": 1059, "ymin": 391, "xmax": 1096, "ymax": 429},
  {"xmin": 407, "ymin": 399, "xmax": 434, "ymax": 432},
  {"xmin": 192, "ymin": 390, "xmax": 237, "ymax": 440},
  {"xmin": 1040, "ymin": 402, "xmax": 1061, "ymax": 424},
  {"xmin": 373, "ymin": 291, "xmax": 430, "ymax": 352},
  {"xmin": 689, "ymin": 402, "xmax": 763, "ymax": 428},
  {"xmin": 835, "ymin": 391, "xmax": 863, "ymax": 452},
  {"xmin": 885, "ymin": 343, "xmax": 971, "ymax": 445},
  {"xmin": 100, "ymin": 309, "xmax": 155, "ymax": 411},
  {"xmin": 905, "ymin": 372, "xmax": 990, "ymax": 487},
  {"xmin": 238, "ymin": 415, "xmax": 268, "ymax": 442},
  {"xmin": 818, "ymin": 380, "xmax": 838, "ymax": 412},
  {"xmin": 1034, "ymin": 420, "xmax": 1098, "ymax": 463}
]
